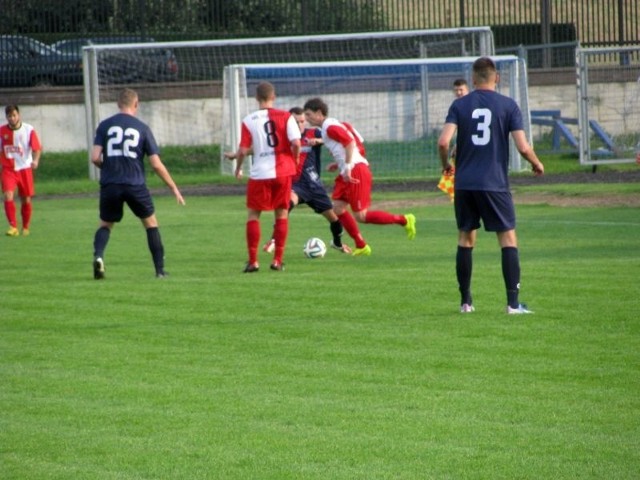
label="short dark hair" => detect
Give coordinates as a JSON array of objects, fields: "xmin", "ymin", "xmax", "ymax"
[
  {"xmin": 453, "ymin": 78, "xmax": 468, "ymax": 87},
  {"xmin": 256, "ymin": 81, "xmax": 275, "ymax": 102},
  {"xmin": 303, "ymin": 97, "xmax": 328, "ymax": 116},
  {"xmin": 289, "ymin": 106, "xmax": 303, "ymax": 115},
  {"xmin": 5, "ymin": 105, "xmax": 19, "ymax": 116},
  {"xmin": 472, "ymin": 57, "xmax": 497, "ymax": 83}
]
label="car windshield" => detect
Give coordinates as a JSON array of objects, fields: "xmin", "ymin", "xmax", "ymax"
[
  {"xmin": 27, "ymin": 38, "xmax": 58, "ymax": 55},
  {"xmin": 53, "ymin": 41, "xmax": 85, "ymax": 55}
]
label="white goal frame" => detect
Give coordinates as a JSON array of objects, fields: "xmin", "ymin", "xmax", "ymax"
[
  {"xmin": 222, "ymin": 55, "xmax": 531, "ymax": 176},
  {"xmin": 82, "ymin": 27, "xmax": 495, "ymax": 179}
]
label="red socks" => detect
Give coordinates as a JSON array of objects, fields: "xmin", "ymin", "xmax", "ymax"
[
  {"xmin": 338, "ymin": 211, "xmax": 366, "ymax": 248},
  {"xmin": 21, "ymin": 202, "xmax": 32, "ymax": 230},
  {"xmin": 246, "ymin": 219, "xmax": 260, "ymax": 264},
  {"xmin": 272, "ymin": 218, "xmax": 288, "ymax": 264},
  {"xmin": 364, "ymin": 210, "xmax": 406, "ymax": 225},
  {"xmin": 4, "ymin": 200, "xmax": 16, "ymax": 228}
]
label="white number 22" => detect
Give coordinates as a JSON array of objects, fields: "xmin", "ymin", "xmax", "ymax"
[
  {"xmin": 106, "ymin": 126, "xmax": 140, "ymax": 158},
  {"xmin": 471, "ymin": 108, "xmax": 492, "ymax": 146}
]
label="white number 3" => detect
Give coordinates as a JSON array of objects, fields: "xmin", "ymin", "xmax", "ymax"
[{"xmin": 471, "ymin": 108, "xmax": 492, "ymax": 146}]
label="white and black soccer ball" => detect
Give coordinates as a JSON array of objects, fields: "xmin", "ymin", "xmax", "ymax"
[{"xmin": 303, "ymin": 237, "xmax": 327, "ymax": 259}]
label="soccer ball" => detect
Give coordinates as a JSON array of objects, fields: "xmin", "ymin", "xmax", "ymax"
[{"xmin": 303, "ymin": 237, "xmax": 327, "ymax": 259}]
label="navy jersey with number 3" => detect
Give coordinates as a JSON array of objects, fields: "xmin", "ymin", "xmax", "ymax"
[
  {"xmin": 94, "ymin": 113, "xmax": 160, "ymax": 186},
  {"xmin": 446, "ymin": 89, "xmax": 523, "ymax": 192}
]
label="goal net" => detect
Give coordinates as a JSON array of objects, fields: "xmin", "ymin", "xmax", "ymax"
[
  {"xmin": 222, "ymin": 55, "xmax": 531, "ymax": 177},
  {"xmin": 82, "ymin": 28, "xmax": 494, "ymax": 179},
  {"xmin": 576, "ymin": 46, "xmax": 640, "ymax": 165}
]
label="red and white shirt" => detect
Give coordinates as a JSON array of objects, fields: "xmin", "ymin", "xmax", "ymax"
[
  {"xmin": 321, "ymin": 118, "xmax": 368, "ymax": 175},
  {"xmin": 239, "ymin": 108, "xmax": 300, "ymax": 180},
  {"xmin": 0, "ymin": 122, "xmax": 42, "ymax": 171}
]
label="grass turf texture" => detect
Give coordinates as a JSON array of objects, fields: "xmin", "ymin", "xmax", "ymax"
[
  {"xmin": 36, "ymin": 147, "xmax": 639, "ymax": 196},
  {"xmin": 1, "ymin": 191, "xmax": 639, "ymax": 479}
]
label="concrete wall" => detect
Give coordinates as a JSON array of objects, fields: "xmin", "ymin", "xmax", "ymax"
[{"xmin": 14, "ymin": 82, "xmax": 636, "ymax": 153}]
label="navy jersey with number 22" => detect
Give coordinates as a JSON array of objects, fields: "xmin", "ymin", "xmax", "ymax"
[
  {"xmin": 94, "ymin": 113, "xmax": 160, "ymax": 186},
  {"xmin": 445, "ymin": 89, "xmax": 523, "ymax": 192}
]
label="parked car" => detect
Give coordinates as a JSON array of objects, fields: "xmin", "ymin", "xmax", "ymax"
[
  {"xmin": 0, "ymin": 35, "xmax": 83, "ymax": 87},
  {"xmin": 51, "ymin": 36, "xmax": 178, "ymax": 84}
]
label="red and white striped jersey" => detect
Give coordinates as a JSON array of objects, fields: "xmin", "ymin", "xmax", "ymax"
[
  {"xmin": 321, "ymin": 118, "xmax": 368, "ymax": 175},
  {"xmin": 239, "ymin": 108, "xmax": 301, "ymax": 179},
  {"xmin": 0, "ymin": 122, "xmax": 42, "ymax": 171}
]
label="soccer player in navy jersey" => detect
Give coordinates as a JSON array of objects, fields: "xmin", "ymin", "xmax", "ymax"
[
  {"xmin": 437, "ymin": 57, "xmax": 544, "ymax": 314},
  {"xmin": 91, "ymin": 88, "xmax": 185, "ymax": 279}
]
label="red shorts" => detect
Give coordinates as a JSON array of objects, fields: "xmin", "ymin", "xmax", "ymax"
[
  {"xmin": 246, "ymin": 176, "xmax": 292, "ymax": 211},
  {"xmin": 1, "ymin": 168, "xmax": 35, "ymax": 197},
  {"xmin": 331, "ymin": 163, "xmax": 372, "ymax": 212}
]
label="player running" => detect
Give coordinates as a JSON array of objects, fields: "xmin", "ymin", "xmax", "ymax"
[{"xmin": 303, "ymin": 97, "xmax": 416, "ymax": 256}]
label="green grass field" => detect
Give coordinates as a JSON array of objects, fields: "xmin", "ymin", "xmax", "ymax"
[{"xmin": 1, "ymin": 183, "xmax": 639, "ymax": 478}]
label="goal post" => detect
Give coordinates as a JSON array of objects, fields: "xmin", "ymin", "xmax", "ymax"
[
  {"xmin": 576, "ymin": 45, "xmax": 640, "ymax": 165},
  {"xmin": 222, "ymin": 55, "xmax": 531, "ymax": 178},
  {"xmin": 82, "ymin": 27, "xmax": 495, "ymax": 179}
]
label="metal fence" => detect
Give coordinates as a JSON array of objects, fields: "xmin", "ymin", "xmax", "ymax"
[{"xmin": 1, "ymin": 0, "xmax": 638, "ymax": 58}]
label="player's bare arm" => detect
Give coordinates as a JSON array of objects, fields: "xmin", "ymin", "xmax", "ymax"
[
  {"xmin": 291, "ymin": 139, "xmax": 301, "ymax": 166},
  {"xmin": 91, "ymin": 145, "xmax": 104, "ymax": 168},
  {"xmin": 231, "ymin": 146, "xmax": 252, "ymax": 179},
  {"xmin": 225, "ymin": 147, "xmax": 253, "ymax": 161},
  {"xmin": 512, "ymin": 130, "xmax": 544, "ymax": 175},
  {"xmin": 31, "ymin": 149, "xmax": 42, "ymax": 170},
  {"xmin": 438, "ymin": 123, "xmax": 457, "ymax": 173},
  {"xmin": 342, "ymin": 141, "xmax": 360, "ymax": 184},
  {"xmin": 149, "ymin": 154, "xmax": 186, "ymax": 205}
]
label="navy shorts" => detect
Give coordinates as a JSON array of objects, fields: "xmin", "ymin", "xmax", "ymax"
[
  {"xmin": 454, "ymin": 190, "xmax": 516, "ymax": 232},
  {"xmin": 293, "ymin": 170, "xmax": 333, "ymax": 214},
  {"xmin": 99, "ymin": 183, "xmax": 155, "ymax": 222}
]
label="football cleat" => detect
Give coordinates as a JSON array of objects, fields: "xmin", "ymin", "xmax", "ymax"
[
  {"xmin": 243, "ymin": 262, "xmax": 259, "ymax": 273},
  {"xmin": 460, "ymin": 303, "xmax": 475, "ymax": 313},
  {"xmin": 156, "ymin": 271, "xmax": 168, "ymax": 279},
  {"xmin": 270, "ymin": 261, "xmax": 285, "ymax": 271},
  {"xmin": 22, "ymin": 228, "xmax": 30, "ymax": 236},
  {"xmin": 263, "ymin": 238, "xmax": 275, "ymax": 254},
  {"xmin": 93, "ymin": 257, "xmax": 105, "ymax": 280},
  {"xmin": 507, "ymin": 304, "xmax": 534, "ymax": 314},
  {"xmin": 330, "ymin": 241, "xmax": 353, "ymax": 254},
  {"xmin": 404, "ymin": 213, "xmax": 416, "ymax": 240},
  {"xmin": 352, "ymin": 244, "xmax": 372, "ymax": 256},
  {"xmin": 6, "ymin": 226, "xmax": 19, "ymax": 237}
]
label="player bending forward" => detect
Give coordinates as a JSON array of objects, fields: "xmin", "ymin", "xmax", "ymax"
[
  {"xmin": 258, "ymin": 107, "xmax": 352, "ymax": 255},
  {"xmin": 303, "ymin": 97, "xmax": 416, "ymax": 256}
]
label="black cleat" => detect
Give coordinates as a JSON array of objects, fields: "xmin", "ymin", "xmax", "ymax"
[
  {"xmin": 243, "ymin": 262, "xmax": 259, "ymax": 273},
  {"xmin": 270, "ymin": 261, "xmax": 285, "ymax": 271},
  {"xmin": 93, "ymin": 257, "xmax": 105, "ymax": 280}
]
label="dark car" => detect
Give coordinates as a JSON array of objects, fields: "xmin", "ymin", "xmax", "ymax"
[
  {"xmin": 51, "ymin": 36, "xmax": 178, "ymax": 84},
  {"xmin": 0, "ymin": 35, "xmax": 83, "ymax": 87}
]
